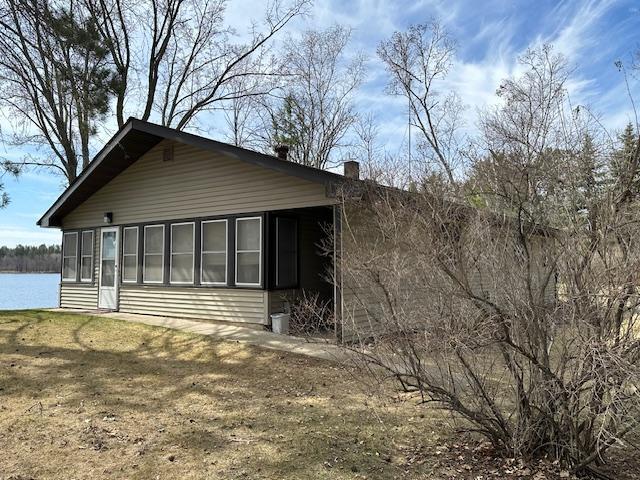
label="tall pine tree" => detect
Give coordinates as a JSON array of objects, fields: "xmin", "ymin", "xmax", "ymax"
[{"xmin": 610, "ymin": 123, "xmax": 639, "ymax": 197}]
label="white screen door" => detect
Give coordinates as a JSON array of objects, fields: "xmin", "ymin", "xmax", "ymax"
[{"xmin": 98, "ymin": 227, "xmax": 119, "ymax": 309}]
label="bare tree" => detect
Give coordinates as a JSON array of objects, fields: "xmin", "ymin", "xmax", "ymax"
[
  {"xmin": 0, "ymin": 0, "xmax": 117, "ymax": 181},
  {"xmin": 87, "ymin": 0, "xmax": 309, "ymax": 130},
  {"xmin": 334, "ymin": 46, "xmax": 640, "ymax": 478},
  {"xmin": 222, "ymin": 73, "xmax": 280, "ymax": 148},
  {"xmin": 257, "ymin": 25, "xmax": 365, "ymax": 169},
  {"xmin": 377, "ymin": 21, "xmax": 464, "ymax": 186},
  {"xmin": 0, "ymin": 0, "xmax": 307, "ymax": 184},
  {"xmin": 349, "ymin": 113, "xmax": 409, "ymax": 188}
]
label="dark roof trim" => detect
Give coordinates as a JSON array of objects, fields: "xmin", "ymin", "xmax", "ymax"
[
  {"xmin": 38, "ymin": 118, "xmax": 345, "ymax": 228},
  {"xmin": 38, "ymin": 119, "xmax": 138, "ymax": 227}
]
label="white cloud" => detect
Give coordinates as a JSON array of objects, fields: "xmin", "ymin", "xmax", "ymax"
[{"xmin": 541, "ymin": 0, "xmax": 615, "ymax": 61}]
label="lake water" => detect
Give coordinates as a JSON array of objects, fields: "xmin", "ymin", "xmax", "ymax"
[{"xmin": 0, "ymin": 273, "xmax": 59, "ymax": 310}]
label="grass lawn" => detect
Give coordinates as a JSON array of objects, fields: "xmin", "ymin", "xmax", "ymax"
[{"xmin": 0, "ymin": 311, "xmax": 631, "ymax": 479}]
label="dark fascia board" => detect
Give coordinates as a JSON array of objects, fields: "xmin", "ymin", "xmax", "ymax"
[
  {"xmin": 38, "ymin": 118, "xmax": 347, "ymax": 228},
  {"xmin": 38, "ymin": 119, "xmax": 139, "ymax": 227}
]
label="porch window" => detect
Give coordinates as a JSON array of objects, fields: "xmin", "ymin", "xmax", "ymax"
[
  {"xmin": 201, "ymin": 220, "xmax": 227, "ymax": 285},
  {"xmin": 275, "ymin": 217, "xmax": 298, "ymax": 288},
  {"xmin": 235, "ymin": 217, "xmax": 261, "ymax": 286},
  {"xmin": 143, "ymin": 225, "xmax": 164, "ymax": 283},
  {"xmin": 122, "ymin": 227, "xmax": 138, "ymax": 283},
  {"xmin": 62, "ymin": 232, "xmax": 78, "ymax": 281},
  {"xmin": 80, "ymin": 230, "xmax": 94, "ymax": 282},
  {"xmin": 170, "ymin": 222, "xmax": 194, "ymax": 284}
]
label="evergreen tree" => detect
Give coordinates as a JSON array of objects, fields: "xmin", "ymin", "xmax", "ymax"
[
  {"xmin": 574, "ymin": 134, "xmax": 607, "ymax": 210},
  {"xmin": 272, "ymin": 94, "xmax": 302, "ymax": 151},
  {"xmin": 610, "ymin": 123, "xmax": 639, "ymax": 196},
  {"xmin": 45, "ymin": 5, "xmax": 121, "ymax": 170}
]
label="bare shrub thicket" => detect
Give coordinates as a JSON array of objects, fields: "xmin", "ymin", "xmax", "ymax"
[
  {"xmin": 334, "ymin": 44, "xmax": 640, "ymax": 477},
  {"xmin": 283, "ymin": 290, "xmax": 335, "ymax": 337}
]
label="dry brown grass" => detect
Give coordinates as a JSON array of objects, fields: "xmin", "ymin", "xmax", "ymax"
[
  {"xmin": 0, "ymin": 310, "xmax": 450, "ymax": 480},
  {"xmin": 1, "ymin": 311, "xmax": 633, "ymax": 480}
]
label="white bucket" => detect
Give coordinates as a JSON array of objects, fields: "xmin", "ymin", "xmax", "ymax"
[{"xmin": 271, "ymin": 313, "xmax": 290, "ymax": 335}]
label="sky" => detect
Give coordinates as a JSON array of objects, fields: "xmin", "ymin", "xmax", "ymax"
[{"xmin": 1, "ymin": 0, "xmax": 639, "ymax": 247}]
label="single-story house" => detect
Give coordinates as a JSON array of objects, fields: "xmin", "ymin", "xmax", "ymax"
[
  {"xmin": 39, "ymin": 118, "xmax": 361, "ymax": 339},
  {"xmin": 38, "ymin": 118, "xmax": 555, "ymax": 343}
]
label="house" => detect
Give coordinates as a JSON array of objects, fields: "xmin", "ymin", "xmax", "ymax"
[
  {"xmin": 38, "ymin": 117, "xmax": 556, "ymax": 343},
  {"xmin": 38, "ymin": 118, "xmax": 354, "ymax": 338}
]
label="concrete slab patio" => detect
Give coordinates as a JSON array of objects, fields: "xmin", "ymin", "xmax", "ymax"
[{"xmin": 47, "ymin": 308, "xmax": 350, "ymax": 363}]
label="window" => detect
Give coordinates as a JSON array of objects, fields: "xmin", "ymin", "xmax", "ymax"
[
  {"xmin": 62, "ymin": 232, "xmax": 78, "ymax": 281},
  {"xmin": 122, "ymin": 227, "xmax": 138, "ymax": 283},
  {"xmin": 236, "ymin": 217, "xmax": 262, "ymax": 286},
  {"xmin": 201, "ymin": 220, "xmax": 227, "ymax": 285},
  {"xmin": 275, "ymin": 217, "xmax": 297, "ymax": 288},
  {"xmin": 143, "ymin": 225, "xmax": 164, "ymax": 283},
  {"xmin": 80, "ymin": 230, "xmax": 94, "ymax": 282},
  {"xmin": 170, "ymin": 222, "xmax": 194, "ymax": 284}
]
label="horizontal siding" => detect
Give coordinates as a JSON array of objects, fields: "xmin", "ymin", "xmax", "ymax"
[
  {"xmin": 60, "ymin": 284, "xmax": 98, "ymax": 309},
  {"xmin": 268, "ymin": 290, "xmax": 297, "ymax": 316},
  {"xmin": 62, "ymin": 141, "xmax": 334, "ymax": 228},
  {"xmin": 119, "ymin": 286, "xmax": 268, "ymax": 325},
  {"xmin": 341, "ymin": 285, "xmax": 378, "ymax": 343},
  {"xmin": 339, "ymin": 206, "xmax": 558, "ymax": 343}
]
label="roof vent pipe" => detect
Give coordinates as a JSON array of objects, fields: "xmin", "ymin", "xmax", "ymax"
[
  {"xmin": 343, "ymin": 160, "xmax": 360, "ymax": 180},
  {"xmin": 274, "ymin": 144, "xmax": 289, "ymax": 161}
]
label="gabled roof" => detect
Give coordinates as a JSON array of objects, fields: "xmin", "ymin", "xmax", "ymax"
[{"xmin": 38, "ymin": 118, "xmax": 346, "ymax": 227}]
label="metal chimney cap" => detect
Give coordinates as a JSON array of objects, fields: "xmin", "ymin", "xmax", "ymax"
[{"xmin": 274, "ymin": 144, "xmax": 290, "ymax": 160}]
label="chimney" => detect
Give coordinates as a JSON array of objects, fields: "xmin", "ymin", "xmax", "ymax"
[
  {"xmin": 274, "ymin": 144, "xmax": 289, "ymax": 161},
  {"xmin": 343, "ymin": 160, "xmax": 360, "ymax": 180}
]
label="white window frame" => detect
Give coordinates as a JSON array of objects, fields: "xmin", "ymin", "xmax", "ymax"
[
  {"xmin": 170, "ymin": 222, "xmax": 195, "ymax": 285},
  {"xmin": 62, "ymin": 232, "xmax": 78, "ymax": 282},
  {"xmin": 143, "ymin": 224, "xmax": 165, "ymax": 284},
  {"xmin": 200, "ymin": 219, "xmax": 228, "ymax": 285},
  {"xmin": 235, "ymin": 216, "xmax": 262, "ymax": 287},
  {"xmin": 79, "ymin": 230, "xmax": 94, "ymax": 282},
  {"xmin": 122, "ymin": 226, "xmax": 139, "ymax": 284}
]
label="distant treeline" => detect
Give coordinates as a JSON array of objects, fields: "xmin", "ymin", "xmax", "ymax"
[{"xmin": 0, "ymin": 244, "xmax": 61, "ymax": 273}]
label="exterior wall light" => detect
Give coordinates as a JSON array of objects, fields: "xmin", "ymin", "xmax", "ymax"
[{"xmin": 104, "ymin": 212, "xmax": 113, "ymax": 224}]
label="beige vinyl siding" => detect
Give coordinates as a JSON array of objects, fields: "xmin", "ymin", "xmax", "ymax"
[
  {"xmin": 339, "ymin": 204, "xmax": 383, "ymax": 342},
  {"xmin": 62, "ymin": 141, "xmax": 334, "ymax": 228},
  {"xmin": 341, "ymin": 285, "xmax": 381, "ymax": 343},
  {"xmin": 338, "ymin": 204, "xmax": 557, "ymax": 343},
  {"xmin": 60, "ymin": 284, "xmax": 98, "ymax": 309},
  {"xmin": 465, "ymin": 234, "xmax": 557, "ymax": 305},
  {"xmin": 267, "ymin": 289, "xmax": 297, "ymax": 316},
  {"xmin": 119, "ymin": 285, "xmax": 268, "ymax": 324},
  {"xmin": 59, "ymin": 228, "xmax": 99, "ymax": 309}
]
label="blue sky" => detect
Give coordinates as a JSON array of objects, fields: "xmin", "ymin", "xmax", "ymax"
[{"xmin": 1, "ymin": 0, "xmax": 639, "ymax": 247}]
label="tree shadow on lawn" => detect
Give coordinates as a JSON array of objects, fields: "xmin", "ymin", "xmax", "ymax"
[{"xmin": 0, "ymin": 310, "xmax": 440, "ymax": 479}]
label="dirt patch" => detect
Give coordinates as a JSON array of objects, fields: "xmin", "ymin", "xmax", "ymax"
[{"xmin": 0, "ymin": 311, "xmax": 635, "ymax": 479}]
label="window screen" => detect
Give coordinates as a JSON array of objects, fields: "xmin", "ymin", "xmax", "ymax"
[
  {"xmin": 122, "ymin": 227, "xmax": 138, "ymax": 283},
  {"xmin": 201, "ymin": 220, "xmax": 227, "ymax": 284},
  {"xmin": 236, "ymin": 217, "xmax": 261, "ymax": 285},
  {"xmin": 80, "ymin": 230, "xmax": 93, "ymax": 282},
  {"xmin": 143, "ymin": 225, "xmax": 164, "ymax": 283},
  {"xmin": 170, "ymin": 223, "xmax": 194, "ymax": 284},
  {"xmin": 275, "ymin": 217, "xmax": 297, "ymax": 288},
  {"xmin": 62, "ymin": 232, "xmax": 78, "ymax": 281}
]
